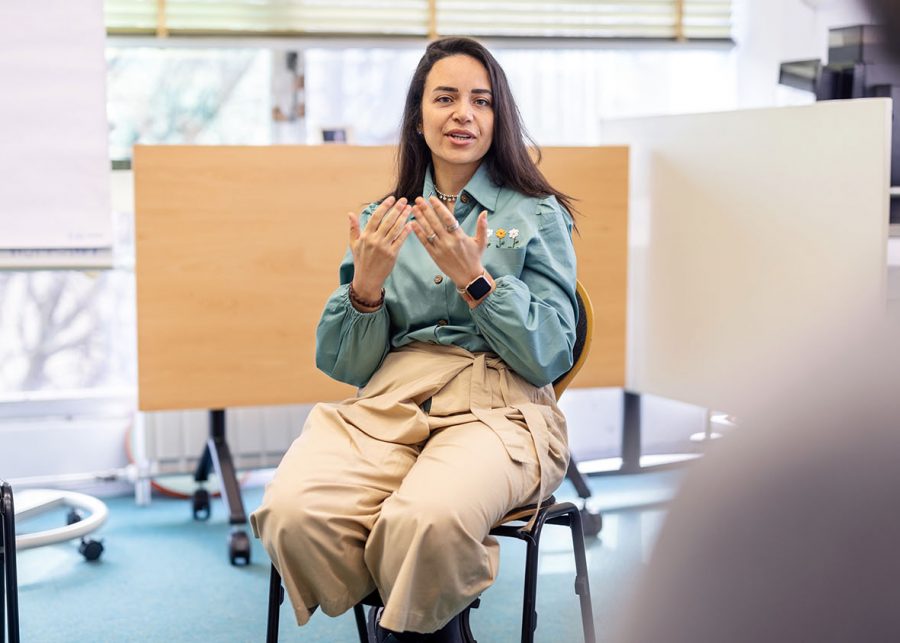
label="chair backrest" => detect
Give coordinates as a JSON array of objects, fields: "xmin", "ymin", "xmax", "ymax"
[{"xmin": 552, "ymin": 280, "xmax": 594, "ymax": 400}]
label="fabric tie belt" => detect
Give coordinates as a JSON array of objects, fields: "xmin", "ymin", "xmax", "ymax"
[{"xmin": 336, "ymin": 343, "xmax": 558, "ymax": 531}]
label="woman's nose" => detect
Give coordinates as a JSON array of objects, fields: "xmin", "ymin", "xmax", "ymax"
[{"xmin": 452, "ymin": 103, "xmax": 473, "ymax": 122}]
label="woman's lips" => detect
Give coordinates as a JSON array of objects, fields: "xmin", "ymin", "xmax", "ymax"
[{"xmin": 446, "ymin": 131, "xmax": 476, "ymax": 145}]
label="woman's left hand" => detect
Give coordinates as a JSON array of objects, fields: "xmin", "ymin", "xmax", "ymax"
[{"xmin": 409, "ymin": 196, "xmax": 489, "ymax": 289}]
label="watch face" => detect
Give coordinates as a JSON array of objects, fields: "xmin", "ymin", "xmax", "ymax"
[{"xmin": 466, "ymin": 276, "xmax": 491, "ymax": 300}]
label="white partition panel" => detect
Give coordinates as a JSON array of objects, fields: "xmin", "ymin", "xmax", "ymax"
[
  {"xmin": 0, "ymin": 0, "xmax": 111, "ymax": 258},
  {"xmin": 604, "ymin": 98, "xmax": 892, "ymax": 414}
]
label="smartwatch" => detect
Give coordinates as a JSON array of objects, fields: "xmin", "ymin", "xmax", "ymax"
[
  {"xmin": 458, "ymin": 271, "xmax": 493, "ymax": 304},
  {"xmin": 466, "ymin": 275, "xmax": 492, "ymax": 300}
]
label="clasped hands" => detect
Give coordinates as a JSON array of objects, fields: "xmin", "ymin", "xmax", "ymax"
[{"xmin": 348, "ymin": 195, "xmax": 489, "ymax": 310}]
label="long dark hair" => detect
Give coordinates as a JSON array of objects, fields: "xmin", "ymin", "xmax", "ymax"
[{"xmin": 388, "ymin": 37, "xmax": 576, "ymax": 217}]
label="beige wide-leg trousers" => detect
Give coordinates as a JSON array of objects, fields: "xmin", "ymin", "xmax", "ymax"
[{"xmin": 250, "ymin": 343, "xmax": 569, "ymax": 634}]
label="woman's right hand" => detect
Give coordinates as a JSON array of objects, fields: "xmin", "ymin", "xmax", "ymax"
[{"xmin": 348, "ymin": 196, "xmax": 412, "ymax": 302}]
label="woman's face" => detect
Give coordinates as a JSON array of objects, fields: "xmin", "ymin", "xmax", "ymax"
[{"xmin": 419, "ymin": 54, "xmax": 495, "ymax": 181}]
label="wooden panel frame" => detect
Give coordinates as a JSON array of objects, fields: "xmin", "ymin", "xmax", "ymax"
[{"xmin": 134, "ymin": 145, "xmax": 627, "ymax": 410}]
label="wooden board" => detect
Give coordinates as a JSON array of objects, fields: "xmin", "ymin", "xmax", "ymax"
[
  {"xmin": 134, "ymin": 145, "xmax": 628, "ymax": 410},
  {"xmin": 539, "ymin": 147, "xmax": 629, "ymax": 393}
]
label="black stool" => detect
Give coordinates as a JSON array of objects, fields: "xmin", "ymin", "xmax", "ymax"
[{"xmin": 266, "ymin": 496, "xmax": 595, "ymax": 643}]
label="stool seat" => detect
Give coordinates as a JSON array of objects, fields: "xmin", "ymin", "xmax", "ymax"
[{"xmin": 493, "ymin": 495, "xmax": 557, "ymax": 527}]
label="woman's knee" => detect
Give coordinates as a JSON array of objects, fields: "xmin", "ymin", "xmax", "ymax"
[
  {"xmin": 255, "ymin": 485, "xmax": 334, "ymax": 551},
  {"xmin": 373, "ymin": 494, "xmax": 476, "ymax": 549}
]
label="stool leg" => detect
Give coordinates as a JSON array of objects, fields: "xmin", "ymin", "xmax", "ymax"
[
  {"xmin": 353, "ymin": 603, "xmax": 368, "ymax": 643},
  {"xmin": 567, "ymin": 509, "xmax": 596, "ymax": 643},
  {"xmin": 267, "ymin": 564, "xmax": 282, "ymax": 643},
  {"xmin": 0, "ymin": 546, "xmax": 4, "ymax": 643},
  {"xmin": 2, "ymin": 483, "xmax": 20, "ymax": 643},
  {"xmin": 520, "ymin": 524, "xmax": 545, "ymax": 643}
]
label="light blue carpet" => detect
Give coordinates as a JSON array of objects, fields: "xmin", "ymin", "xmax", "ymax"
[{"xmin": 13, "ymin": 471, "xmax": 680, "ymax": 642}]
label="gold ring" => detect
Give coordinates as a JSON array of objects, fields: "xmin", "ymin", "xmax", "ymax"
[{"xmin": 446, "ymin": 221, "xmax": 460, "ymax": 233}]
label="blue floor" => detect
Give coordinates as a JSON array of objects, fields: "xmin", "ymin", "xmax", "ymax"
[{"xmin": 13, "ymin": 471, "xmax": 680, "ymax": 642}]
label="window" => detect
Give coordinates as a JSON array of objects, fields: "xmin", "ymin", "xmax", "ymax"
[{"xmin": 107, "ymin": 47, "xmax": 272, "ymax": 160}]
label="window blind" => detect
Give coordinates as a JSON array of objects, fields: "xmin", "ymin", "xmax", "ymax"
[
  {"xmin": 105, "ymin": 0, "xmax": 731, "ymax": 41},
  {"xmin": 436, "ymin": 1, "xmax": 731, "ymax": 40},
  {"xmin": 106, "ymin": 0, "xmax": 430, "ymax": 36},
  {"xmin": 105, "ymin": 0, "xmax": 157, "ymax": 33},
  {"xmin": 682, "ymin": 0, "xmax": 732, "ymax": 40}
]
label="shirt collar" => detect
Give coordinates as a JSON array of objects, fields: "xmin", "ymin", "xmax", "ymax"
[{"xmin": 423, "ymin": 163, "xmax": 501, "ymax": 212}]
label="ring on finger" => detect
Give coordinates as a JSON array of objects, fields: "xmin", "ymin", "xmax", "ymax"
[
  {"xmin": 426, "ymin": 232, "xmax": 437, "ymax": 244},
  {"xmin": 445, "ymin": 221, "xmax": 460, "ymax": 233}
]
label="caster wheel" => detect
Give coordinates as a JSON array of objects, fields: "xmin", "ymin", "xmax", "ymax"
[
  {"xmin": 581, "ymin": 508, "xmax": 603, "ymax": 537},
  {"xmin": 192, "ymin": 488, "xmax": 211, "ymax": 521},
  {"xmin": 79, "ymin": 538, "xmax": 104, "ymax": 561},
  {"xmin": 229, "ymin": 529, "xmax": 251, "ymax": 566},
  {"xmin": 66, "ymin": 509, "xmax": 83, "ymax": 525}
]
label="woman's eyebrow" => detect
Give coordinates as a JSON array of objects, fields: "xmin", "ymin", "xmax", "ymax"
[{"xmin": 431, "ymin": 86, "xmax": 493, "ymax": 95}]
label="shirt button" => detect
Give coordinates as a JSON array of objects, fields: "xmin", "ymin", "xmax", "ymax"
[
  {"xmin": 433, "ymin": 275, "xmax": 443, "ymax": 284},
  {"xmin": 460, "ymin": 194, "xmax": 470, "ymax": 204},
  {"xmin": 437, "ymin": 319, "xmax": 448, "ymax": 326}
]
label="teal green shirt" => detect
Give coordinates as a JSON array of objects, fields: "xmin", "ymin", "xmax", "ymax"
[{"xmin": 315, "ymin": 163, "xmax": 578, "ymax": 388}]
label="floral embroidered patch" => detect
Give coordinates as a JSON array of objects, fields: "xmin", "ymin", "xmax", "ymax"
[{"xmin": 487, "ymin": 227, "xmax": 522, "ymax": 248}]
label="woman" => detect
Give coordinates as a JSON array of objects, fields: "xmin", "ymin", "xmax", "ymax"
[{"xmin": 251, "ymin": 37, "xmax": 578, "ymax": 642}]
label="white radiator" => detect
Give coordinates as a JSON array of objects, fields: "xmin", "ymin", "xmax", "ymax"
[{"xmin": 140, "ymin": 405, "xmax": 312, "ymax": 475}]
